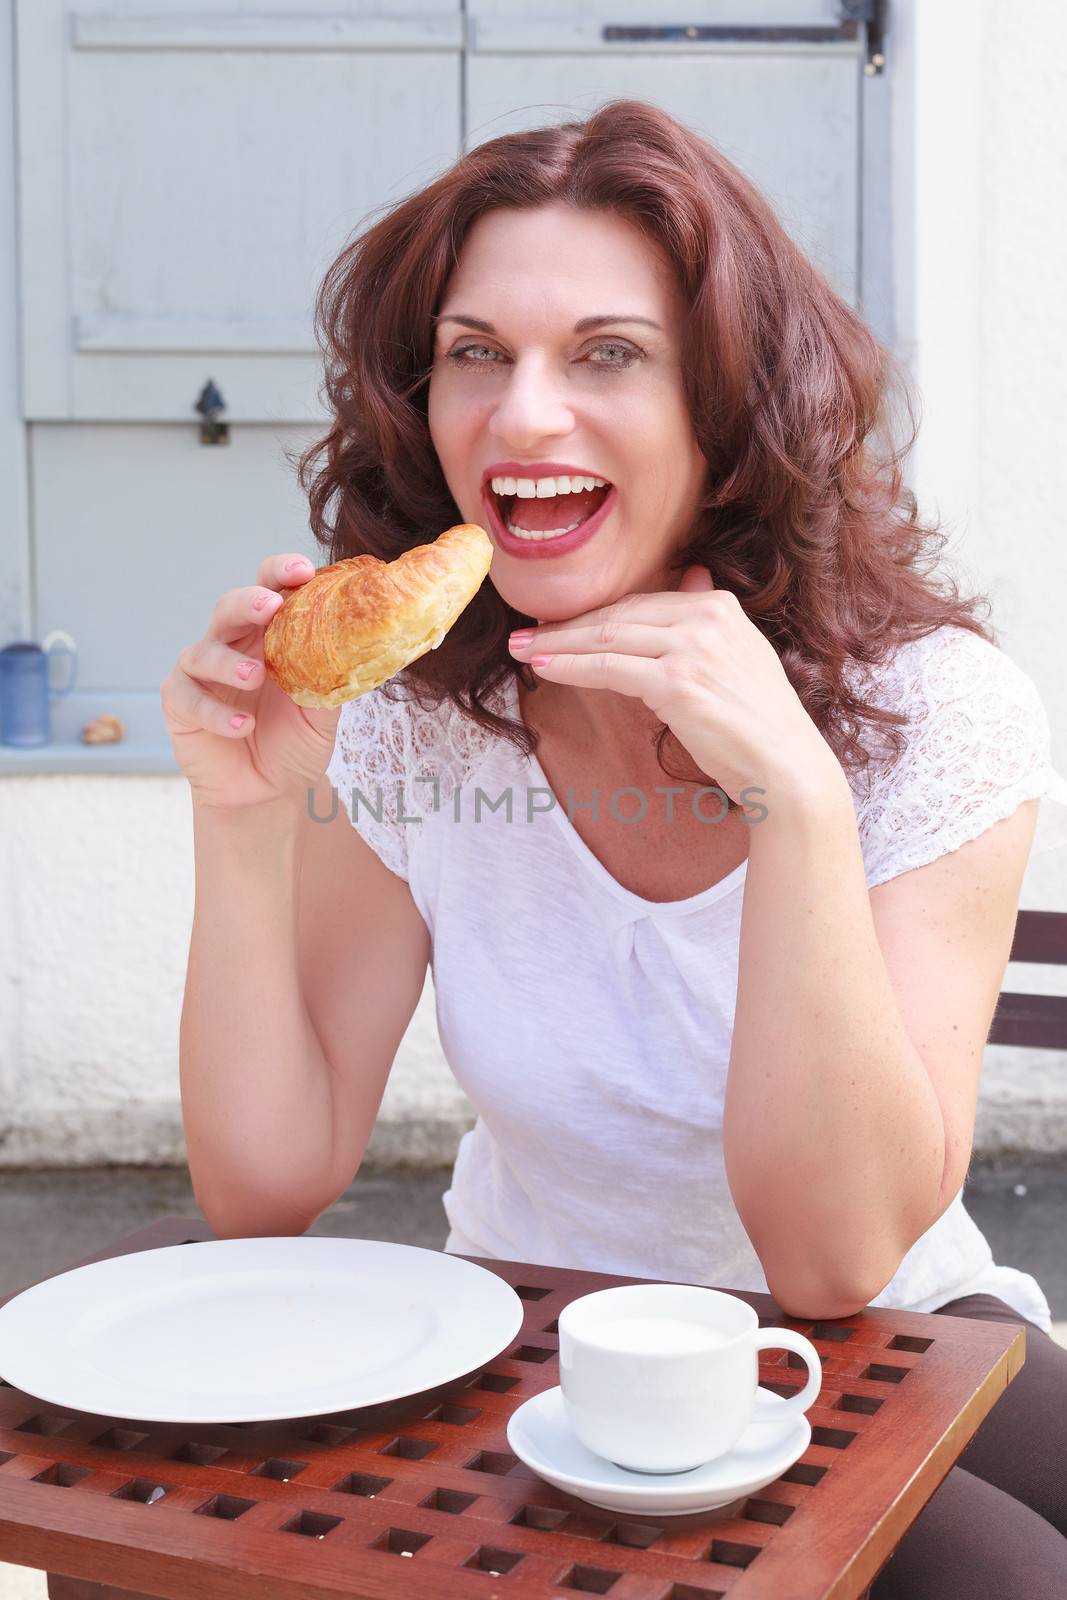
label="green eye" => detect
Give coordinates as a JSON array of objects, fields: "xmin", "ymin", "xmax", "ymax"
[
  {"xmin": 588, "ymin": 342, "xmax": 638, "ymax": 364},
  {"xmin": 448, "ymin": 343, "xmax": 502, "ymax": 366},
  {"xmin": 446, "ymin": 341, "xmax": 642, "ymax": 371}
]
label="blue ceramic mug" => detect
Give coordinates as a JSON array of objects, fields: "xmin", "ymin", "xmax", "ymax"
[{"xmin": 0, "ymin": 631, "xmax": 78, "ymax": 747}]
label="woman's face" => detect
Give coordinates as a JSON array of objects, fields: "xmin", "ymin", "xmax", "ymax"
[{"xmin": 427, "ymin": 203, "xmax": 708, "ymax": 623}]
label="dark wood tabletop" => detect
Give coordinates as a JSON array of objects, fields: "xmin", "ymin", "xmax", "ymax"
[{"xmin": 0, "ymin": 1216, "xmax": 1027, "ymax": 1600}]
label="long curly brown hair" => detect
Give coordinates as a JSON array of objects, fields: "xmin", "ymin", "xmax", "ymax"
[{"xmin": 297, "ymin": 97, "xmax": 995, "ymax": 799}]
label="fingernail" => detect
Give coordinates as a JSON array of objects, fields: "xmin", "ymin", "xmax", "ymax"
[
  {"xmin": 530, "ymin": 654, "xmax": 552, "ymax": 668},
  {"xmin": 253, "ymin": 592, "xmax": 277, "ymax": 611},
  {"xmin": 230, "ymin": 714, "xmax": 248, "ymax": 729},
  {"xmin": 235, "ymin": 662, "xmax": 257, "ymax": 680},
  {"xmin": 509, "ymin": 630, "xmax": 535, "ymax": 649},
  {"xmin": 285, "ymin": 557, "xmax": 312, "ymax": 572}
]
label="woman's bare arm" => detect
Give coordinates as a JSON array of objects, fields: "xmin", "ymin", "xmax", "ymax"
[
  {"xmin": 724, "ymin": 770, "xmax": 1038, "ymax": 1321},
  {"xmin": 181, "ymin": 778, "xmax": 429, "ymax": 1237}
]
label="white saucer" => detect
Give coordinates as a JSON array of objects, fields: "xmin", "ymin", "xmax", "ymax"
[{"xmin": 506, "ymin": 1385, "xmax": 810, "ymax": 1516}]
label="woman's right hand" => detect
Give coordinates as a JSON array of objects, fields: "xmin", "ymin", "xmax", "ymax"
[{"xmin": 161, "ymin": 552, "xmax": 343, "ymax": 813}]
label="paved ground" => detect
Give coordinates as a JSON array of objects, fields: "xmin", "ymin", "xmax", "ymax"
[
  {"xmin": 1, "ymin": 1158, "xmax": 1064, "ymax": 1598},
  {"xmin": 2, "ymin": 1157, "xmax": 1065, "ymax": 1316},
  {"xmin": 0, "ymin": 1164, "xmax": 452, "ymax": 1302}
]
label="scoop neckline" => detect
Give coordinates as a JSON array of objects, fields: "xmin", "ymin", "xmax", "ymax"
[{"xmin": 506, "ymin": 673, "xmax": 748, "ymax": 918}]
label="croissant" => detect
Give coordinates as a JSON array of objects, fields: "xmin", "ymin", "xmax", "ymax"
[{"xmin": 262, "ymin": 522, "xmax": 493, "ymax": 708}]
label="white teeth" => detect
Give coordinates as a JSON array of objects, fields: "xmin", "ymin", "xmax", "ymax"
[
  {"xmin": 490, "ymin": 473, "xmax": 609, "ymax": 498},
  {"xmin": 505, "ymin": 519, "xmax": 584, "ymax": 540}
]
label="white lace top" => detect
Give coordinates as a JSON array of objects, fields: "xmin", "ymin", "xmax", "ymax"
[{"xmin": 326, "ymin": 623, "xmax": 1067, "ymax": 1331}]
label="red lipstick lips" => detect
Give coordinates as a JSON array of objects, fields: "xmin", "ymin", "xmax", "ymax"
[
  {"xmin": 481, "ymin": 480, "xmax": 617, "ymax": 560},
  {"xmin": 479, "ymin": 467, "xmax": 614, "ymax": 560}
]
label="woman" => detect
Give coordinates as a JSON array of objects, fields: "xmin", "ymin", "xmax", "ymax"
[{"xmin": 164, "ymin": 101, "xmax": 1067, "ymax": 1594}]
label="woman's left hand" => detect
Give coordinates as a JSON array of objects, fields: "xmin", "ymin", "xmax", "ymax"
[{"xmin": 507, "ymin": 565, "xmax": 842, "ymax": 808}]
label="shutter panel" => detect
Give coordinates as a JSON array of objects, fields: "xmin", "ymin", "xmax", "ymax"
[
  {"xmin": 466, "ymin": 0, "xmax": 869, "ymax": 307},
  {"xmin": 17, "ymin": 1, "xmax": 464, "ymax": 423}
]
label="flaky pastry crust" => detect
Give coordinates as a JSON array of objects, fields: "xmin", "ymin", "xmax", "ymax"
[{"xmin": 262, "ymin": 523, "xmax": 494, "ymax": 708}]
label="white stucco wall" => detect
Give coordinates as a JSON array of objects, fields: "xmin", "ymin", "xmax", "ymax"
[
  {"xmin": 2, "ymin": 0, "xmax": 1065, "ymax": 1170},
  {"xmin": 0, "ymin": 775, "xmax": 475, "ymax": 1169},
  {"xmin": 894, "ymin": 0, "xmax": 1067, "ymax": 1142}
]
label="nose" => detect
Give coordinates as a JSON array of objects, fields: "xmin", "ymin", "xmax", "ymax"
[{"xmin": 489, "ymin": 354, "xmax": 574, "ymax": 450}]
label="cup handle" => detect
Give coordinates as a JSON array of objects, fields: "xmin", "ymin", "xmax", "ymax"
[
  {"xmin": 749, "ymin": 1329, "xmax": 822, "ymax": 1424},
  {"xmin": 42, "ymin": 630, "xmax": 78, "ymax": 697}
]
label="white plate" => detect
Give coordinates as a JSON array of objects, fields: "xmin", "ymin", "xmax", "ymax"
[
  {"xmin": 0, "ymin": 1237, "xmax": 524, "ymax": 1424},
  {"xmin": 506, "ymin": 1385, "xmax": 810, "ymax": 1516}
]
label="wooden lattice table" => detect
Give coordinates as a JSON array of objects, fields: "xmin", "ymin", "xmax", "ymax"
[{"xmin": 0, "ymin": 1216, "xmax": 1027, "ymax": 1600}]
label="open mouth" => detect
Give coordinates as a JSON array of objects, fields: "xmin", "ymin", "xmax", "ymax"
[{"xmin": 487, "ymin": 478, "xmax": 613, "ymax": 542}]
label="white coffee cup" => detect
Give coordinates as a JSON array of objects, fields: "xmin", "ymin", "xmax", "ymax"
[{"xmin": 557, "ymin": 1283, "xmax": 822, "ymax": 1475}]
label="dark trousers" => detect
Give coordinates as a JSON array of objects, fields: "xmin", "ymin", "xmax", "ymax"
[{"xmin": 870, "ymin": 1292, "xmax": 1067, "ymax": 1597}]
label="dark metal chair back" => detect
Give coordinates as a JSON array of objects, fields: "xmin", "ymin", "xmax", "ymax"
[{"xmin": 987, "ymin": 911, "xmax": 1067, "ymax": 1049}]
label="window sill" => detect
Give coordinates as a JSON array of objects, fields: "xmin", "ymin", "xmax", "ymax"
[{"xmin": 0, "ymin": 691, "xmax": 179, "ymax": 774}]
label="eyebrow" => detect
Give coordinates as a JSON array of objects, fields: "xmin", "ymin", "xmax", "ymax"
[{"xmin": 432, "ymin": 313, "xmax": 662, "ymax": 334}]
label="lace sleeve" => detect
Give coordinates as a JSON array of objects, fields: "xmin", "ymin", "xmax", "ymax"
[
  {"xmin": 325, "ymin": 684, "xmax": 414, "ymax": 882},
  {"xmin": 855, "ymin": 626, "xmax": 1067, "ymax": 889}
]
